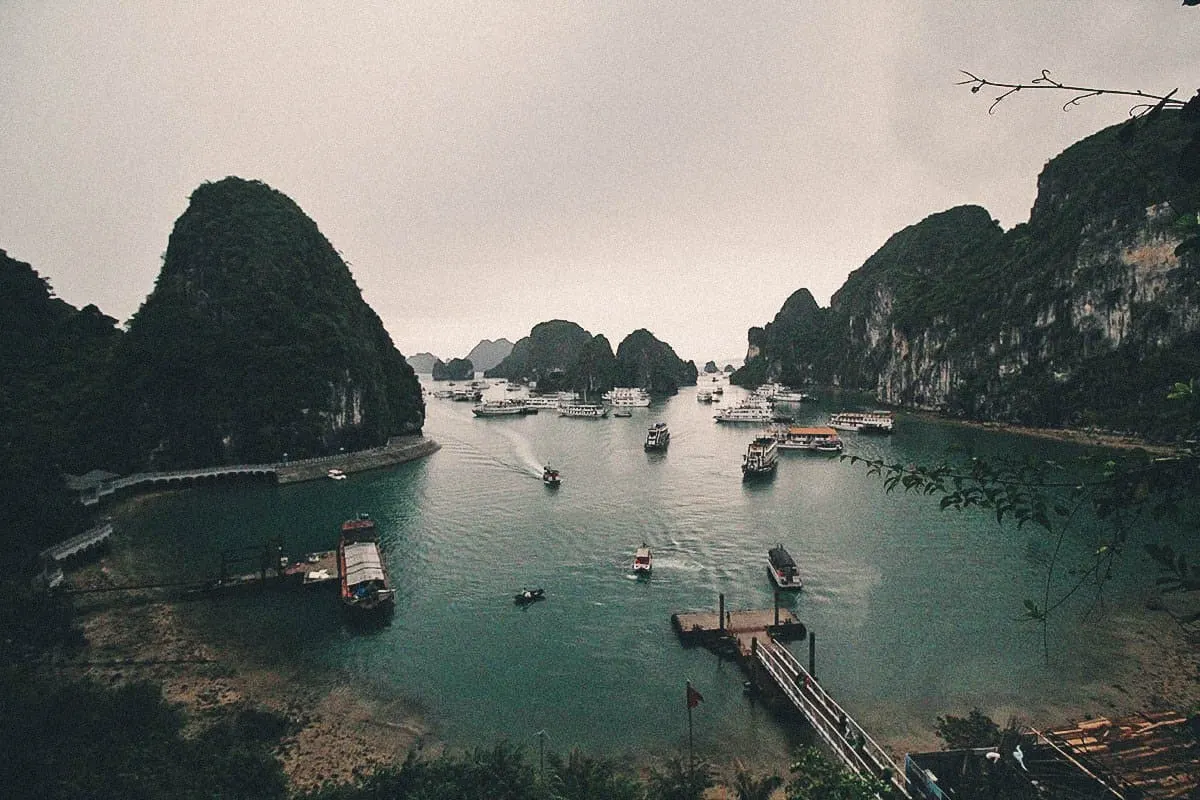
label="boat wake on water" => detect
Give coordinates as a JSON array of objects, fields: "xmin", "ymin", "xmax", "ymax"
[{"xmin": 434, "ymin": 431, "xmax": 545, "ymax": 480}]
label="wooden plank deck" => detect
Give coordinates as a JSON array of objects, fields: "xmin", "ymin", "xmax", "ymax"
[{"xmin": 672, "ymin": 608, "xmax": 804, "ymax": 656}]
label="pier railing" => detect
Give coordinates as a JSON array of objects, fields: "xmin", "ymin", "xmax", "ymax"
[{"xmin": 755, "ymin": 638, "xmax": 911, "ymax": 798}]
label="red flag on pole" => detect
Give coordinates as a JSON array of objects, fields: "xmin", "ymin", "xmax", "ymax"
[{"xmin": 686, "ymin": 682, "xmax": 703, "ymax": 708}]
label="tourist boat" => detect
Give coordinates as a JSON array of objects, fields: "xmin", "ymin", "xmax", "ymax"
[
  {"xmin": 524, "ymin": 395, "xmax": 561, "ymax": 410},
  {"xmin": 714, "ymin": 402, "xmax": 773, "ymax": 423},
  {"xmin": 338, "ymin": 513, "xmax": 395, "ymax": 613},
  {"xmin": 828, "ymin": 411, "xmax": 895, "ymax": 434},
  {"xmin": 644, "ymin": 422, "xmax": 670, "ymax": 450},
  {"xmin": 514, "ymin": 587, "xmax": 546, "ymax": 605},
  {"xmin": 742, "ymin": 436, "xmax": 780, "ymax": 477},
  {"xmin": 602, "ymin": 387, "xmax": 651, "ymax": 407},
  {"xmin": 767, "ymin": 544, "xmax": 803, "ymax": 590},
  {"xmin": 697, "ymin": 389, "xmax": 713, "ymax": 403},
  {"xmin": 327, "ymin": 468, "xmax": 347, "ymax": 480},
  {"xmin": 776, "ymin": 425, "xmax": 843, "ymax": 453},
  {"xmin": 772, "ymin": 389, "xmax": 813, "ymax": 403},
  {"xmin": 472, "ymin": 399, "xmax": 529, "ymax": 416},
  {"xmin": 542, "ymin": 465, "xmax": 561, "ymax": 486},
  {"xmin": 559, "ymin": 403, "xmax": 609, "ymax": 418},
  {"xmin": 632, "ymin": 544, "xmax": 652, "ymax": 574},
  {"xmin": 452, "ymin": 388, "xmax": 482, "ymax": 402},
  {"xmin": 431, "ymin": 389, "xmax": 454, "ymax": 399}
]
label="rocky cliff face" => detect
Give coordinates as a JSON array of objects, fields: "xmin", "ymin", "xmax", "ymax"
[
  {"xmin": 736, "ymin": 112, "xmax": 1200, "ymax": 440},
  {"xmin": 116, "ymin": 177, "xmax": 424, "ymax": 468}
]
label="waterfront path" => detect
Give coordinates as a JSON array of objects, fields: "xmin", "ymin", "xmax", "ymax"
[{"xmin": 73, "ymin": 436, "xmax": 440, "ymax": 505}]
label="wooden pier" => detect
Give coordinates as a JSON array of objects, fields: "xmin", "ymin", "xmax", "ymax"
[
  {"xmin": 673, "ymin": 594, "xmax": 910, "ymax": 797},
  {"xmin": 672, "ymin": 607, "xmax": 806, "ymax": 656}
]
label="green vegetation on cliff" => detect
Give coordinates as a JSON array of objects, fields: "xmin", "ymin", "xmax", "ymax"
[
  {"xmin": 615, "ymin": 328, "xmax": 698, "ymax": 394},
  {"xmin": 113, "ymin": 177, "xmax": 423, "ymax": 469},
  {"xmin": 736, "ymin": 111, "xmax": 1200, "ymax": 440},
  {"xmin": 0, "ymin": 252, "xmax": 119, "ymax": 559}
]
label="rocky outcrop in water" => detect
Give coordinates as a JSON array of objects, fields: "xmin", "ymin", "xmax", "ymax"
[
  {"xmin": 432, "ymin": 357, "xmax": 474, "ymax": 381},
  {"xmin": 615, "ymin": 329, "xmax": 697, "ymax": 394},
  {"xmin": 485, "ymin": 321, "xmax": 695, "ymax": 394}
]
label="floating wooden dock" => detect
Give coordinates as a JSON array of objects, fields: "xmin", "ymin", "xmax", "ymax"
[{"xmin": 672, "ymin": 607, "xmax": 806, "ymax": 656}]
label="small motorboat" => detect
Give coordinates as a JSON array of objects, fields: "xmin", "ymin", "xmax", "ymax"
[
  {"xmin": 633, "ymin": 544, "xmax": 652, "ymax": 575},
  {"xmin": 327, "ymin": 468, "xmax": 347, "ymax": 480},
  {"xmin": 613, "ymin": 409, "xmax": 633, "ymax": 418},
  {"xmin": 543, "ymin": 466, "xmax": 561, "ymax": 486},
  {"xmin": 514, "ymin": 587, "xmax": 546, "ymax": 605}
]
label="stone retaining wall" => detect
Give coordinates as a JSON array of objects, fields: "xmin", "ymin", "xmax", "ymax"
[{"xmin": 274, "ymin": 436, "xmax": 440, "ymax": 484}]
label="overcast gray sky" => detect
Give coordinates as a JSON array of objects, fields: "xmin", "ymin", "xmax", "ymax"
[{"xmin": 2, "ymin": 2, "xmax": 1196, "ymax": 364}]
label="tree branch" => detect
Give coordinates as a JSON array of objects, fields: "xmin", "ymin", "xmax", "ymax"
[{"xmin": 957, "ymin": 69, "xmax": 1188, "ymax": 116}]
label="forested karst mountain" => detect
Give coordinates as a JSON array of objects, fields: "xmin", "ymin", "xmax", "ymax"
[
  {"xmin": 485, "ymin": 320, "xmax": 696, "ymax": 394},
  {"xmin": 736, "ymin": 111, "xmax": 1200, "ymax": 440},
  {"xmin": 484, "ymin": 320, "xmax": 593, "ymax": 387},
  {"xmin": 465, "ymin": 338, "xmax": 514, "ymax": 372},
  {"xmin": 432, "ymin": 358, "xmax": 474, "ymax": 381},
  {"xmin": 114, "ymin": 177, "xmax": 424, "ymax": 468},
  {"xmin": 615, "ymin": 329, "xmax": 698, "ymax": 393},
  {"xmin": 1, "ymin": 252, "xmax": 120, "ymax": 555}
]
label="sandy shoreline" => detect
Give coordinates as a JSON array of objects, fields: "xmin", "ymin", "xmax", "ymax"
[{"xmin": 59, "ymin": 417, "xmax": 1200, "ymax": 792}]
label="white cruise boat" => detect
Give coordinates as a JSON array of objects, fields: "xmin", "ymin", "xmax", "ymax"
[
  {"xmin": 472, "ymin": 399, "xmax": 529, "ymax": 416},
  {"xmin": 828, "ymin": 411, "xmax": 895, "ymax": 434},
  {"xmin": 741, "ymin": 436, "xmax": 779, "ymax": 477},
  {"xmin": 696, "ymin": 389, "xmax": 713, "ymax": 403},
  {"xmin": 713, "ymin": 402, "xmax": 773, "ymax": 423},
  {"xmin": 559, "ymin": 403, "xmax": 609, "ymax": 418},
  {"xmin": 524, "ymin": 396, "xmax": 561, "ymax": 410},
  {"xmin": 775, "ymin": 425, "xmax": 843, "ymax": 452},
  {"xmin": 767, "ymin": 544, "xmax": 803, "ymax": 590},
  {"xmin": 644, "ymin": 422, "xmax": 670, "ymax": 450},
  {"xmin": 772, "ymin": 389, "xmax": 812, "ymax": 403},
  {"xmin": 603, "ymin": 387, "xmax": 651, "ymax": 407}
]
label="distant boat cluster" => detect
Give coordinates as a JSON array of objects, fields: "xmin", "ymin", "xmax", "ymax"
[{"xmin": 426, "ymin": 376, "xmax": 896, "ymax": 486}]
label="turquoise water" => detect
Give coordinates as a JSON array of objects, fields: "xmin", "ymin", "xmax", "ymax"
[{"xmin": 121, "ymin": 379, "xmax": 1169, "ymax": 762}]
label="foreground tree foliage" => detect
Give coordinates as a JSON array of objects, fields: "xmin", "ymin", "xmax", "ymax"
[{"xmin": 0, "ymin": 670, "xmax": 291, "ymax": 800}]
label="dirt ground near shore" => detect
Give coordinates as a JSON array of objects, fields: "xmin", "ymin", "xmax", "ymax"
[{"xmin": 65, "ymin": 543, "xmax": 437, "ymax": 794}]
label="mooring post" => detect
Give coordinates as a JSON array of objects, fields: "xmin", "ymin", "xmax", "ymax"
[
  {"xmin": 751, "ymin": 636, "xmax": 758, "ymax": 657},
  {"xmin": 774, "ymin": 591, "xmax": 780, "ymax": 626},
  {"xmin": 719, "ymin": 592, "xmax": 725, "ymax": 631},
  {"xmin": 808, "ymin": 630, "xmax": 816, "ymax": 679}
]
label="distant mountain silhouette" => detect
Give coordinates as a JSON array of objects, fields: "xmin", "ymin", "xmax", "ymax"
[
  {"xmin": 465, "ymin": 338, "xmax": 513, "ymax": 372},
  {"xmin": 406, "ymin": 352, "xmax": 440, "ymax": 373}
]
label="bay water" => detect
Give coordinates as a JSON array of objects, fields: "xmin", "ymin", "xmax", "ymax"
[{"xmin": 119, "ymin": 377, "xmax": 1170, "ymax": 764}]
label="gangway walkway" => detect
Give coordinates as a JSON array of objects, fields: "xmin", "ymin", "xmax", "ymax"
[{"xmin": 755, "ymin": 637, "xmax": 911, "ymax": 797}]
